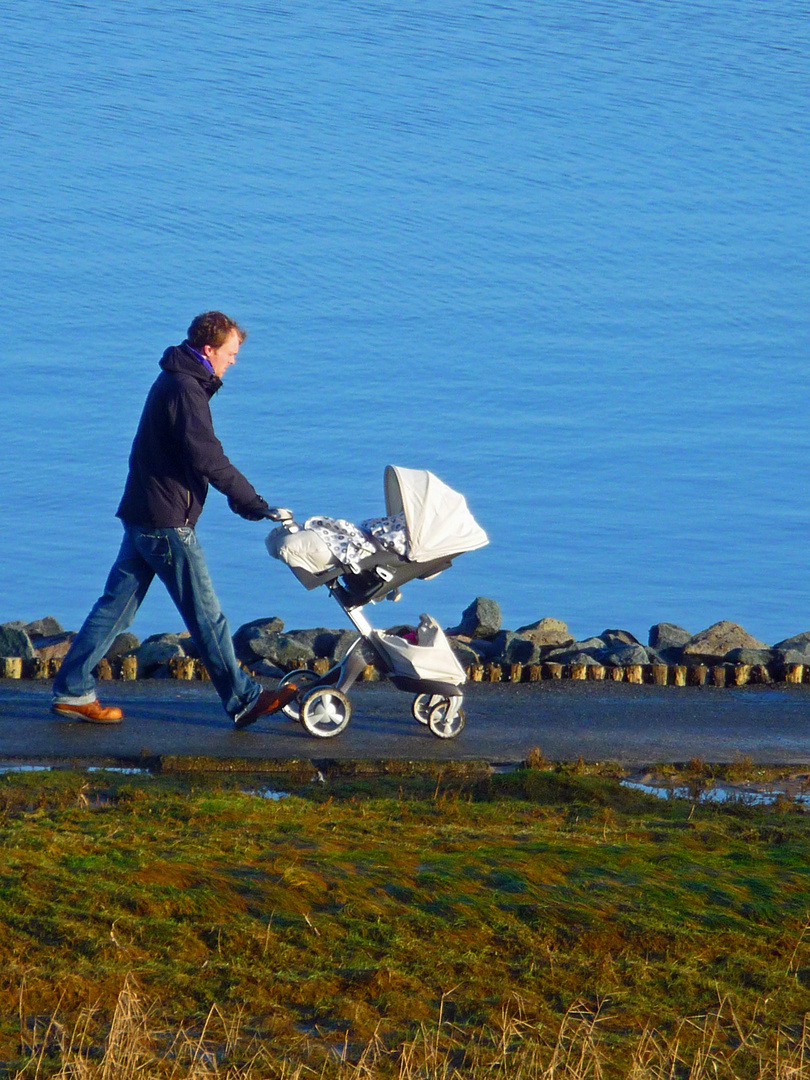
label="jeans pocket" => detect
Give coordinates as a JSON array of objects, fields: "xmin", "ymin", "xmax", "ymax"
[
  {"xmin": 176, "ymin": 527, "xmax": 196, "ymax": 546},
  {"xmin": 136, "ymin": 532, "xmax": 172, "ymax": 566}
]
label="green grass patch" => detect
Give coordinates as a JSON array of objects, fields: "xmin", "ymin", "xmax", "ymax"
[{"xmin": 0, "ymin": 767, "xmax": 809, "ymax": 1078}]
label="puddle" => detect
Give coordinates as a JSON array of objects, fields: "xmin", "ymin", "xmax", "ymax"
[
  {"xmin": 622, "ymin": 779, "xmax": 810, "ymax": 807},
  {"xmin": 0, "ymin": 765, "xmax": 53, "ymax": 774},
  {"xmin": 87, "ymin": 767, "xmax": 153, "ymax": 775},
  {"xmin": 245, "ymin": 789, "xmax": 289, "ymax": 801}
]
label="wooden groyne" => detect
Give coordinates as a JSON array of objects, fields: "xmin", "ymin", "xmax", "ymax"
[{"xmin": 1, "ymin": 654, "xmax": 806, "ymax": 687}]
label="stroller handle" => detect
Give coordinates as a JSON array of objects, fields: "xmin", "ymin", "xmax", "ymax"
[{"xmin": 265, "ymin": 507, "xmax": 295, "ymax": 525}]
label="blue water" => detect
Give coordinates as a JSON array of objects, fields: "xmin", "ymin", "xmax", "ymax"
[{"xmin": 3, "ymin": 1, "xmax": 809, "ymax": 646}]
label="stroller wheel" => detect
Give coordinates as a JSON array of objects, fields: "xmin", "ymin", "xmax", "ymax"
[
  {"xmin": 411, "ymin": 693, "xmax": 434, "ymax": 725},
  {"xmin": 428, "ymin": 698, "xmax": 465, "ymax": 739},
  {"xmin": 278, "ymin": 669, "xmax": 320, "ymax": 720},
  {"xmin": 300, "ymin": 686, "xmax": 352, "ymax": 738}
]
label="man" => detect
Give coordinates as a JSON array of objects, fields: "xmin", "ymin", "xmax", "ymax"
[{"xmin": 52, "ymin": 311, "xmax": 292, "ymax": 729}]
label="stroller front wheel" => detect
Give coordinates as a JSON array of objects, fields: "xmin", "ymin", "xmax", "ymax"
[
  {"xmin": 428, "ymin": 698, "xmax": 465, "ymax": 739},
  {"xmin": 278, "ymin": 669, "xmax": 320, "ymax": 721},
  {"xmin": 300, "ymin": 686, "xmax": 352, "ymax": 738}
]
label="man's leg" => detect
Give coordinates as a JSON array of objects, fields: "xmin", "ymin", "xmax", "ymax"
[
  {"xmin": 53, "ymin": 527, "xmax": 154, "ymax": 704},
  {"xmin": 134, "ymin": 526, "xmax": 261, "ymax": 718}
]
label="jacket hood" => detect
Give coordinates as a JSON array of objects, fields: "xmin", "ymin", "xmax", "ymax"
[{"xmin": 159, "ymin": 343, "xmax": 223, "ymax": 393}]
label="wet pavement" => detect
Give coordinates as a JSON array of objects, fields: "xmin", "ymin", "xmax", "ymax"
[{"xmin": 3, "ymin": 677, "xmax": 810, "ymax": 767}]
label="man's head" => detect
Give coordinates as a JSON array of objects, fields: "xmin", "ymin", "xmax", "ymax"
[{"xmin": 186, "ymin": 311, "xmax": 247, "ymax": 379}]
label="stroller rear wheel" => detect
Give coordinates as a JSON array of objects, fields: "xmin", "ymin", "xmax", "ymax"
[
  {"xmin": 427, "ymin": 697, "xmax": 465, "ymax": 739},
  {"xmin": 300, "ymin": 686, "xmax": 352, "ymax": 738},
  {"xmin": 411, "ymin": 693, "xmax": 434, "ymax": 725},
  {"xmin": 278, "ymin": 669, "xmax": 321, "ymax": 721}
]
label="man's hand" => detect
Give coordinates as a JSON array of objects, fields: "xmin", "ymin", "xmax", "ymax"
[{"xmin": 231, "ymin": 495, "xmax": 293, "ymax": 522}]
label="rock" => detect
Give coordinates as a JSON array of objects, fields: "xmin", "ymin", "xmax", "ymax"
[
  {"xmin": 32, "ymin": 632, "xmax": 76, "ymax": 662},
  {"xmin": 25, "ymin": 616, "xmax": 64, "ymax": 638},
  {"xmin": 233, "ymin": 617, "xmax": 285, "ymax": 661},
  {"xmin": 104, "ymin": 633, "xmax": 140, "ymax": 663},
  {"xmin": 601, "ymin": 642, "xmax": 651, "ymax": 667},
  {"xmin": 246, "ymin": 659, "xmax": 285, "ymax": 678},
  {"xmin": 448, "ymin": 597, "xmax": 501, "ymax": 640},
  {"xmin": 601, "ymin": 628, "xmax": 642, "ymax": 647},
  {"xmin": 514, "ymin": 618, "xmax": 573, "ymax": 649},
  {"xmin": 135, "ymin": 633, "xmax": 187, "ymax": 672},
  {"xmin": 648, "ymin": 623, "xmax": 692, "ymax": 663},
  {"xmin": 682, "ymin": 621, "xmax": 769, "ymax": 666},
  {"xmin": 490, "ymin": 630, "xmax": 542, "ymax": 666},
  {"xmin": 0, "ymin": 622, "xmax": 36, "ymax": 660},
  {"xmin": 726, "ymin": 647, "xmax": 776, "ymax": 667},
  {"xmin": 448, "ymin": 639, "xmax": 481, "ymax": 667},
  {"xmin": 545, "ymin": 638, "xmax": 607, "ymax": 664},
  {"xmin": 772, "ymin": 632, "xmax": 810, "ymax": 664}
]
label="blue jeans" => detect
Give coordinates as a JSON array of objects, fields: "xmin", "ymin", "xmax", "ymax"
[{"xmin": 52, "ymin": 525, "xmax": 262, "ymax": 719}]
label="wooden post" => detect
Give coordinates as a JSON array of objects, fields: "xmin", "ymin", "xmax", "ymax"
[
  {"xmin": 733, "ymin": 664, "xmax": 751, "ymax": 686},
  {"xmin": 587, "ymin": 664, "xmax": 605, "ymax": 681},
  {"xmin": 121, "ymin": 655, "xmax": 138, "ymax": 680},
  {"xmin": 544, "ymin": 662, "xmax": 563, "ymax": 680},
  {"xmin": 651, "ymin": 664, "xmax": 669, "ymax": 686},
  {"xmin": 785, "ymin": 664, "xmax": 804, "ymax": 685},
  {"xmin": 672, "ymin": 665, "xmax": 687, "ymax": 686},
  {"xmin": 752, "ymin": 663, "xmax": 773, "ymax": 685},
  {"xmin": 509, "ymin": 663, "xmax": 523, "ymax": 683},
  {"xmin": 196, "ymin": 660, "xmax": 210, "ymax": 681},
  {"xmin": 688, "ymin": 665, "xmax": 708, "ymax": 686},
  {"xmin": 313, "ymin": 657, "xmax": 330, "ymax": 676},
  {"xmin": 527, "ymin": 664, "xmax": 543, "ymax": 682},
  {"xmin": 625, "ymin": 665, "xmax": 643, "ymax": 684},
  {"xmin": 96, "ymin": 657, "xmax": 113, "ymax": 680},
  {"xmin": 569, "ymin": 663, "xmax": 587, "ymax": 680},
  {"xmin": 49, "ymin": 657, "xmax": 63, "ymax": 678},
  {"xmin": 485, "ymin": 663, "xmax": 502, "ymax": 683},
  {"xmin": 169, "ymin": 656, "xmax": 195, "ymax": 680},
  {"xmin": 607, "ymin": 666, "xmax": 623, "ymax": 681},
  {"xmin": 361, "ymin": 663, "xmax": 379, "ymax": 681},
  {"xmin": 711, "ymin": 665, "xmax": 727, "ymax": 688},
  {"xmin": 1, "ymin": 657, "xmax": 23, "ymax": 679},
  {"xmin": 469, "ymin": 664, "xmax": 484, "ymax": 682}
]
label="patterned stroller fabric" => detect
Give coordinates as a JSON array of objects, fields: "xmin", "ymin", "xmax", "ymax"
[{"xmin": 300, "ymin": 511, "xmax": 409, "ymax": 573}]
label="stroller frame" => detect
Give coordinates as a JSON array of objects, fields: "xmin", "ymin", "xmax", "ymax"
[{"xmin": 271, "ymin": 518, "xmax": 467, "ymax": 739}]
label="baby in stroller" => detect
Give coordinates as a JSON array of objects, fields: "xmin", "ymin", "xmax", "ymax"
[{"xmin": 265, "ymin": 466, "xmax": 488, "ymax": 739}]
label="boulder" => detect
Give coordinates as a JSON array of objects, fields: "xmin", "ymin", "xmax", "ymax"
[
  {"xmin": 32, "ymin": 632, "xmax": 76, "ymax": 662},
  {"xmin": 682, "ymin": 622, "xmax": 769, "ymax": 666},
  {"xmin": 772, "ymin": 632, "xmax": 810, "ymax": 664},
  {"xmin": 26, "ymin": 617, "xmax": 65, "ymax": 638},
  {"xmin": 726, "ymin": 647, "xmax": 776, "ymax": 667},
  {"xmin": 135, "ymin": 633, "xmax": 187, "ymax": 672},
  {"xmin": 233, "ymin": 617, "xmax": 285, "ymax": 662},
  {"xmin": 448, "ymin": 597, "xmax": 501, "ymax": 640},
  {"xmin": 601, "ymin": 628, "xmax": 642, "ymax": 647},
  {"xmin": 0, "ymin": 622, "xmax": 36, "ymax": 660},
  {"xmin": 245, "ymin": 658, "xmax": 285, "ymax": 678},
  {"xmin": 648, "ymin": 623, "xmax": 692, "ymax": 663},
  {"xmin": 545, "ymin": 638, "xmax": 607, "ymax": 664},
  {"xmin": 448, "ymin": 638, "xmax": 481, "ymax": 667},
  {"xmin": 489, "ymin": 630, "xmax": 542, "ymax": 667},
  {"xmin": 104, "ymin": 633, "xmax": 140, "ymax": 663},
  {"xmin": 514, "ymin": 618, "xmax": 574, "ymax": 649},
  {"xmin": 601, "ymin": 642, "xmax": 651, "ymax": 667}
]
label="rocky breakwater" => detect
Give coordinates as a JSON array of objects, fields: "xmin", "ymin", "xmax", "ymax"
[{"xmin": 3, "ymin": 602, "xmax": 810, "ymax": 688}]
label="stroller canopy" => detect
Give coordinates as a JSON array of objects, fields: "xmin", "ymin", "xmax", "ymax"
[{"xmin": 384, "ymin": 466, "xmax": 488, "ymax": 562}]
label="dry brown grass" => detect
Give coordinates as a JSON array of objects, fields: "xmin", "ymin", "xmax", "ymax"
[{"xmin": 12, "ymin": 979, "xmax": 810, "ymax": 1080}]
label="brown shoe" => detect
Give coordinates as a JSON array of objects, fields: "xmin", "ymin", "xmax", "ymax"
[
  {"xmin": 233, "ymin": 685, "xmax": 298, "ymax": 730},
  {"xmin": 52, "ymin": 699, "xmax": 124, "ymax": 724}
]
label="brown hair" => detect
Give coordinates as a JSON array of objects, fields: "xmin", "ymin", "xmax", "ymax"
[{"xmin": 186, "ymin": 311, "xmax": 247, "ymax": 350}]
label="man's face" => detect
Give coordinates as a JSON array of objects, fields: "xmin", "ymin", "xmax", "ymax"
[{"xmin": 204, "ymin": 329, "xmax": 241, "ymax": 378}]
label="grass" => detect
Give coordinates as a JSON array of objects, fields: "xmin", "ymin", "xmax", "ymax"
[{"xmin": 1, "ymin": 764, "xmax": 809, "ymax": 1078}]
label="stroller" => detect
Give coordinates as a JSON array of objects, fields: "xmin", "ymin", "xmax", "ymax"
[{"xmin": 265, "ymin": 465, "xmax": 488, "ymax": 739}]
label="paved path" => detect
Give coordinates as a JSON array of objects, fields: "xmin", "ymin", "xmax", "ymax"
[{"xmin": 3, "ymin": 678, "xmax": 810, "ymax": 766}]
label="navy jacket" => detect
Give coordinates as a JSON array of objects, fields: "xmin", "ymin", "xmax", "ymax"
[{"xmin": 117, "ymin": 343, "xmax": 260, "ymax": 527}]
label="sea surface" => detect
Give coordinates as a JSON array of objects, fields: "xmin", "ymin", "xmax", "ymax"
[{"xmin": 2, "ymin": 1, "xmax": 809, "ymax": 648}]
